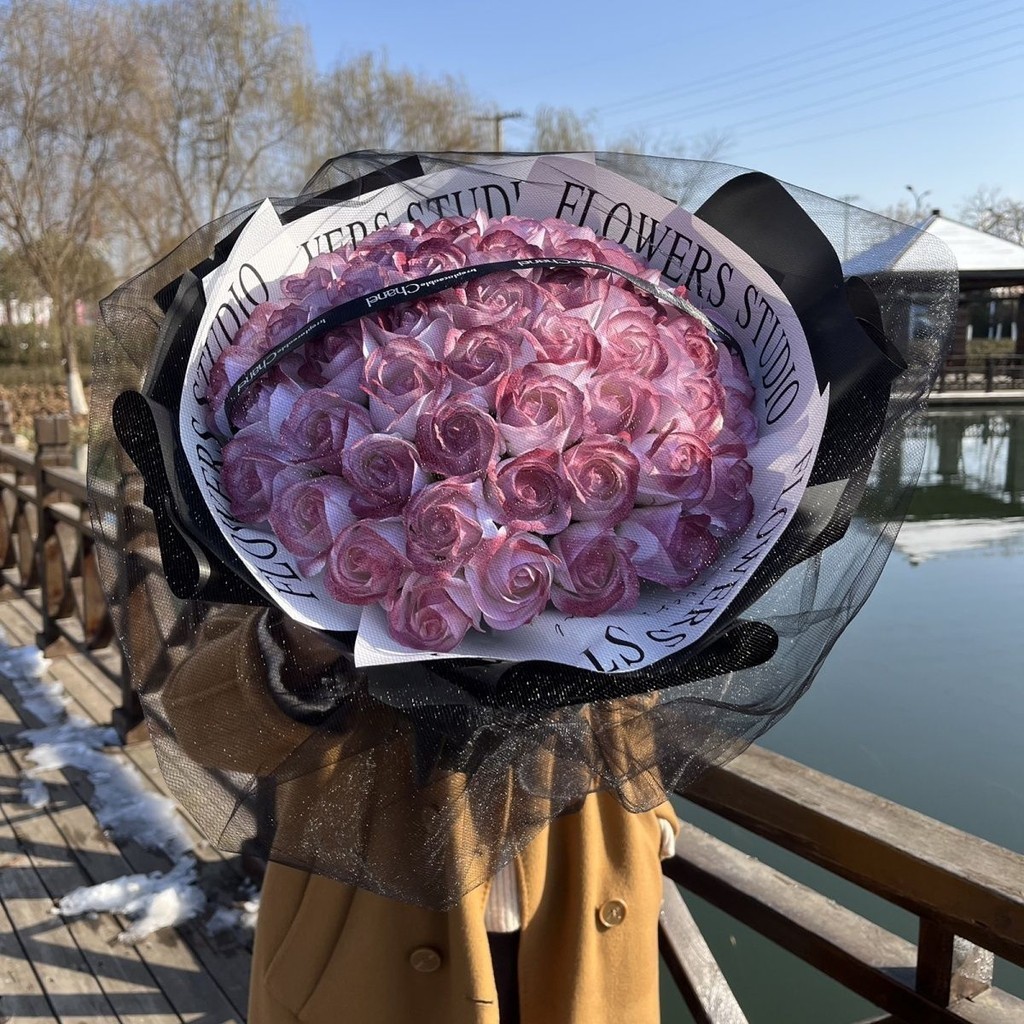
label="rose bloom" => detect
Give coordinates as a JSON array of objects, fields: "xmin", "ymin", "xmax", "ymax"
[
  {"xmin": 342, "ymin": 433, "xmax": 424, "ymax": 519},
  {"xmin": 597, "ymin": 309, "xmax": 669, "ymax": 378},
  {"xmin": 550, "ymin": 522, "xmax": 639, "ymax": 616},
  {"xmin": 415, "ymin": 399, "xmax": 502, "ymax": 479},
  {"xmin": 487, "ymin": 450, "xmax": 573, "ymax": 535},
  {"xmin": 405, "ymin": 237, "xmax": 468, "ymax": 275},
  {"xmin": 443, "ymin": 324, "xmax": 533, "ymax": 402},
  {"xmin": 280, "ymin": 262, "xmax": 335, "ymax": 301},
  {"xmin": 324, "ymin": 519, "xmax": 410, "ymax": 605},
  {"xmin": 633, "ymin": 428, "xmax": 714, "ymax": 508},
  {"xmin": 386, "ymin": 573, "xmax": 479, "ymax": 653},
  {"xmin": 402, "ymin": 480, "xmax": 486, "ymax": 575},
  {"xmin": 268, "ymin": 475, "xmax": 354, "ymax": 576},
  {"xmin": 475, "ymin": 228, "xmax": 543, "ymax": 261},
  {"xmin": 362, "ymin": 337, "xmax": 447, "ymax": 431},
  {"xmin": 583, "ymin": 371, "xmax": 661, "ymax": 441},
  {"xmin": 617, "ymin": 505, "xmax": 719, "ymax": 589},
  {"xmin": 661, "ymin": 316, "xmax": 719, "ymax": 376},
  {"xmin": 540, "ymin": 267, "xmax": 610, "ymax": 311},
  {"xmin": 494, "ymin": 366, "xmax": 584, "ymax": 456},
  {"xmin": 298, "ymin": 324, "xmax": 364, "ymax": 401},
  {"xmin": 562, "ymin": 436, "xmax": 639, "ymax": 527},
  {"xmin": 464, "ymin": 530, "xmax": 558, "ymax": 630},
  {"xmin": 219, "ymin": 431, "xmax": 308, "ymax": 524},
  {"xmin": 451, "ymin": 273, "xmax": 548, "ymax": 331},
  {"xmin": 655, "ymin": 372, "xmax": 724, "ymax": 440},
  {"xmin": 697, "ymin": 445, "xmax": 755, "ymax": 537},
  {"xmin": 279, "ymin": 389, "xmax": 372, "ymax": 474},
  {"xmin": 527, "ymin": 304, "xmax": 600, "ymax": 371}
]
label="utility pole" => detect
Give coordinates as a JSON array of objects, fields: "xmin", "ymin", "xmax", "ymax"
[{"xmin": 475, "ymin": 110, "xmax": 524, "ymax": 152}]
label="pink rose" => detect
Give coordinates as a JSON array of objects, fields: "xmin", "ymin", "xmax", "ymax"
[
  {"xmin": 263, "ymin": 302, "xmax": 310, "ymax": 348},
  {"xmin": 402, "ymin": 480, "xmax": 487, "ymax": 574},
  {"xmin": 386, "ymin": 573, "xmax": 479, "ymax": 652},
  {"xmin": 541, "ymin": 268, "xmax": 610, "ymax": 311},
  {"xmin": 584, "ymin": 371, "xmax": 661, "ymax": 441},
  {"xmin": 362, "ymin": 337, "xmax": 447, "ymax": 431},
  {"xmin": 420, "ymin": 214, "xmax": 482, "ymax": 249},
  {"xmin": 696, "ymin": 446, "xmax": 755, "ymax": 537},
  {"xmin": 415, "ymin": 400, "xmax": 502, "ymax": 479},
  {"xmin": 550, "ymin": 523, "xmax": 639, "ymax": 616},
  {"xmin": 656, "ymin": 372, "xmax": 724, "ymax": 440},
  {"xmin": 662, "ymin": 317, "xmax": 719, "ymax": 376},
  {"xmin": 562, "ymin": 436, "xmax": 639, "ymax": 527},
  {"xmin": 298, "ymin": 324, "xmax": 364, "ymax": 400},
  {"xmin": 219, "ymin": 432, "xmax": 308, "ymax": 524},
  {"xmin": 634, "ymin": 429, "xmax": 714, "ymax": 508},
  {"xmin": 406, "ymin": 238, "xmax": 468, "ymax": 275},
  {"xmin": 268, "ymin": 475, "xmax": 354, "ymax": 576},
  {"xmin": 487, "ymin": 450, "xmax": 572, "ymax": 535},
  {"xmin": 206, "ymin": 352, "xmax": 302, "ymax": 437},
  {"xmin": 342, "ymin": 433, "xmax": 424, "ymax": 519},
  {"xmin": 281, "ymin": 263, "xmax": 335, "ymax": 301},
  {"xmin": 450, "ymin": 274, "xmax": 547, "ymax": 331},
  {"xmin": 617, "ymin": 505, "xmax": 718, "ymax": 589},
  {"xmin": 464, "ymin": 530, "xmax": 557, "ymax": 630},
  {"xmin": 598, "ymin": 310, "xmax": 668, "ymax": 378},
  {"xmin": 279, "ymin": 390, "xmax": 371, "ymax": 474},
  {"xmin": 494, "ymin": 366, "xmax": 584, "ymax": 456},
  {"xmin": 324, "ymin": 519, "xmax": 410, "ymax": 605},
  {"xmin": 443, "ymin": 324, "xmax": 532, "ymax": 401},
  {"xmin": 527, "ymin": 305, "xmax": 600, "ymax": 371},
  {"xmin": 717, "ymin": 347, "xmax": 758, "ymax": 447},
  {"xmin": 474, "ymin": 229, "xmax": 542, "ymax": 261}
]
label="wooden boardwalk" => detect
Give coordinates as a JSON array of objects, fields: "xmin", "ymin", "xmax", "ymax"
[{"xmin": 0, "ymin": 594, "xmax": 252, "ymax": 1024}]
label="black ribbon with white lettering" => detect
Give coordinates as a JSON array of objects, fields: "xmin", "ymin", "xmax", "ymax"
[{"xmin": 223, "ymin": 255, "xmax": 726, "ymax": 431}]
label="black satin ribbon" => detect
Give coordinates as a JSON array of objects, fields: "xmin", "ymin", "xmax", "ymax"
[{"xmin": 223, "ymin": 255, "xmax": 723, "ymax": 432}]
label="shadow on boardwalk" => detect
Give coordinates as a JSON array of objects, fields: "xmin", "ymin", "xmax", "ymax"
[{"xmin": 0, "ymin": 595, "xmax": 252, "ymax": 1024}]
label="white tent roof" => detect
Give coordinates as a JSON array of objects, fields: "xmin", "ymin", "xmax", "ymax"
[{"xmin": 913, "ymin": 214, "xmax": 1024, "ymax": 273}]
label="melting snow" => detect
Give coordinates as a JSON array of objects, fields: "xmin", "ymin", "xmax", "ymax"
[{"xmin": 1, "ymin": 627, "xmax": 243, "ymax": 942}]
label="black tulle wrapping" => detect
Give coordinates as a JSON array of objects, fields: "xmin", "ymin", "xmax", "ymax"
[{"xmin": 88, "ymin": 152, "xmax": 956, "ymax": 908}]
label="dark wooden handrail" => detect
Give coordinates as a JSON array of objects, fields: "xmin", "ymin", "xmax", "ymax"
[{"xmin": 663, "ymin": 745, "xmax": 1024, "ymax": 1023}]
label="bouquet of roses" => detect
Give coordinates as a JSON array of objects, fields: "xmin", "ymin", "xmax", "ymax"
[
  {"xmin": 93, "ymin": 151, "xmax": 956, "ymax": 908},
  {"xmin": 206, "ymin": 213, "xmax": 759, "ymax": 653}
]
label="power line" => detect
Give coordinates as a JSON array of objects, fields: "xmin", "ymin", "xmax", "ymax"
[
  {"xmin": 603, "ymin": 3, "xmax": 1021, "ymax": 130},
  {"xmin": 595, "ymin": 0, "xmax": 1007, "ymax": 121},
  {"xmin": 711, "ymin": 40, "xmax": 1023, "ymax": 141}
]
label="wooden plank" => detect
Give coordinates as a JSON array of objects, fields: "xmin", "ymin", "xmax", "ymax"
[
  {"xmin": 683, "ymin": 745, "xmax": 1024, "ymax": 966},
  {"xmin": 665, "ymin": 823, "xmax": 1000, "ymax": 1024},
  {"xmin": 0, "ymin": 889, "xmax": 58, "ymax": 1023},
  {"xmin": 0, "ymin": 804, "xmax": 119, "ymax": 1023},
  {"xmin": 0, "ymin": 744, "xmax": 179, "ymax": 1024},
  {"xmin": 659, "ymin": 877, "xmax": 748, "ymax": 1024},
  {"xmin": 0, "ymin": 636, "xmax": 250, "ymax": 1021}
]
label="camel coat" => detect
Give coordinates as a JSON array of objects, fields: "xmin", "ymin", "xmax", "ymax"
[{"xmin": 162, "ymin": 607, "xmax": 679, "ymax": 1024}]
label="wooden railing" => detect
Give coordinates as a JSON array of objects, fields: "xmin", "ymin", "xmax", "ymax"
[
  {"xmin": 936, "ymin": 355, "xmax": 1024, "ymax": 392},
  {"xmin": 2, "ymin": 405, "xmax": 1022, "ymax": 1023},
  {"xmin": 661, "ymin": 746, "xmax": 1024, "ymax": 1023},
  {"xmin": 0, "ymin": 404, "xmax": 141, "ymax": 736}
]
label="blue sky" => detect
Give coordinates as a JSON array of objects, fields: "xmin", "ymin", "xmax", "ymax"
[{"xmin": 283, "ymin": 0, "xmax": 1023, "ymax": 218}]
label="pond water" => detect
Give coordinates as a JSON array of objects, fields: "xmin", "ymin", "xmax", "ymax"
[{"xmin": 661, "ymin": 407, "xmax": 1024, "ymax": 1022}]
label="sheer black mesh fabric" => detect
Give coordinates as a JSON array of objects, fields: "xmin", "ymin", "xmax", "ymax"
[{"xmin": 88, "ymin": 152, "xmax": 956, "ymax": 908}]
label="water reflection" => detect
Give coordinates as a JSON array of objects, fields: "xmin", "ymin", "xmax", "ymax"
[{"xmin": 895, "ymin": 409, "xmax": 1024, "ymax": 563}]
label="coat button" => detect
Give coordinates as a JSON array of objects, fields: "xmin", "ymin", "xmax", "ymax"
[
  {"xmin": 598, "ymin": 899, "xmax": 627, "ymax": 928},
  {"xmin": 409, "ymin": 946, "xmax": 443, "ymax": 973}
]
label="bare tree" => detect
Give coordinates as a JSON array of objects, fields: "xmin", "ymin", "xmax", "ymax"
[
  {"xmin": 531, "ymin": 106, "xmax": 596, "ymax": 151},
  {"xmin": 0, "ymin": 0, "xmax": 141, "ymax": 414},
  {"xmin": 118, "ymin": 0, "xmax": 313, "ymax": 266},
  {"xmin": 309, "ymin": 53, "xmax": 490, "ymax": 173},
  {"xmin": 960, "ymin": 187, "xmax": 1024, "ymax": 246}
]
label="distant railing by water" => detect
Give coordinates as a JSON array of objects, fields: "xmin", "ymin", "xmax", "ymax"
[
  {"xmin": 2, "ymin": 405, "xmax": 1022, "ymax": 1024},
  {"xmin": 937, "ymin": 355, "xmax": 1024, "ymax": 393}
]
